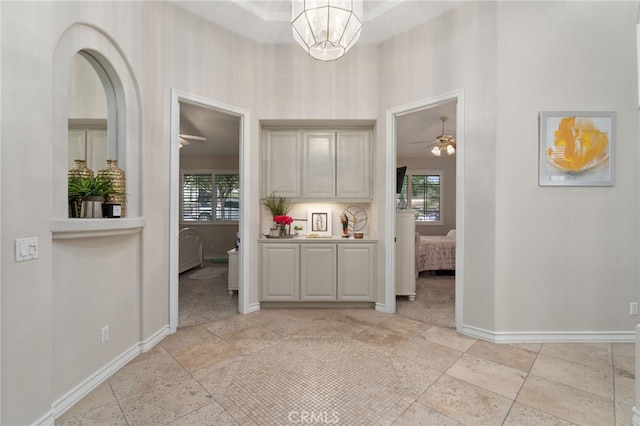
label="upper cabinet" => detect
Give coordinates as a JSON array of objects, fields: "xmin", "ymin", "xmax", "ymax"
[
  {"xmin": 263, "ymin": 129, "xmax": 372, "ymax": 201},
  {"xmin": 302, "ymin": 132, "xmax": 336, "ymax": 198},
  {"xmin": 264, "ymin": 131, "xmax": 301, "ymax": 198},
  {"xmin": 336, "ymin": 131, "xmax": 371, "ymax": 199}
]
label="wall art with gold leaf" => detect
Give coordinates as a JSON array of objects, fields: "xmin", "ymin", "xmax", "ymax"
[{"xmin": 539, "ymin": 111, "xmax": 616, "ymax": 186}]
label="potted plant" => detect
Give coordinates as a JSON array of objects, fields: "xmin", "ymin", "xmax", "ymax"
[
  {"xmin": 68, "ymin": 176, "xmax": 122, "ymax": 218},
  {"xmin": 261, "ymin": 192, "xmax": 293, "ymax": 236}
]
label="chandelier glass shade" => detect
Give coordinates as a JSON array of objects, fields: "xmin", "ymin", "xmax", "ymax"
[{"xmin": 291, "ymin": 0, "xmax": 363, "ymax": 61}]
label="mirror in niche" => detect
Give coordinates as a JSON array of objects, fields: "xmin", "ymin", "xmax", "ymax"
[
  {"xmin": 67, "ymin": 51, "xmax": 125, "ymax": 218},
  {"xmin": 68, "ymin": 51, "xmax": 109, "ymax": 172}
]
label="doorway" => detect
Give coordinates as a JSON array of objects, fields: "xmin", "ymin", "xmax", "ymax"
[
  {"xmin": 169, "ymin": 90, "xmax": 251, "ymax": 332},
  {"xmin": 385, "ymin": 90, "xmax": 465, "ymax": 331}
]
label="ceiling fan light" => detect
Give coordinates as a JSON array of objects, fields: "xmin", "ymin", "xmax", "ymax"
[
  {"xmin": 291, "ymin": 0, "xmax": 363, "ymax": 61},
  {"xmin": 431, "ymin": 146, "xmax": 441, "ymax": 156},
  {"xmin": 446, "ymin": 145, "xmax": 456, "ymax": 155}
]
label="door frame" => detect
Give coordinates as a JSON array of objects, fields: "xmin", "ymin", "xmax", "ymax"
[
  {"xmin": 169, "ymin": 89, "xmax": 251, "ymax": 332},
  {"xmin": 384, "ymin": 89, "xmax": 465, "ymax": 330}
]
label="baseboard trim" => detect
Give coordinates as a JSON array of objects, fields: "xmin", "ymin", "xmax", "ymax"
[
  {"xmin": 246, "ymin": 302, "xmax": 261, "ymax": 313},
  {"xmin": 50, "ymin": 325, "xmax": 171, "ymax": 421},
  {"xmin": 459, "ymin": 324, "xmax": 635, "ymax": 343}
]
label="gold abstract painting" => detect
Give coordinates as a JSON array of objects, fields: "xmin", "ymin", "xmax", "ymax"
[{"xmin": 539, "ymin": 111, "xmax": 615, "ymax": 186}]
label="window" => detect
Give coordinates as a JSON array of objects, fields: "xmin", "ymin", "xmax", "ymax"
[
  {"xmin": 397, "ymin": 170, "xmax": 443, "ymax": 224},
  {"xmin": 181, "ymin": 170, "xmax": 239, "ymax": 222}
]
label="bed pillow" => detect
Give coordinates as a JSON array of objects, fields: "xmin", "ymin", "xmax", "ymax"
[{"xmin": 446, "ymin": 229, "xmax": 456, "ymax": 238}]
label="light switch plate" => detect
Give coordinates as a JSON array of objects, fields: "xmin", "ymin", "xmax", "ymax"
[{"xmin": 15, "ymin": 237, "xmax": 38, "ymax": 262}]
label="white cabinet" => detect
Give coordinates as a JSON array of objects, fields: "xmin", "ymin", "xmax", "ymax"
[
  {"xmin": 337, "ymin": 243, "xmax": 376, "ymax": 301},
  {"xmin": 300, "ymin": 243, "xmax": 337, "ymax": 300},
  {"xmin": 336, "ymin": 131, "xmax": 371, "ymax": 199},
  {"xmin": 68, "ymin": 125, "xmax": 108, "ymax": 172},
  {"xmin": 395, "ymin": 211, "xmax": 416, "ymax": 301},
  {"xmin": 260, "ymin": 241, "xmax": 376, "ymax": 302},
  {"xmin": 302, "ymin": 132, "xmax": 336, "ymax": 198},
  {"xmin": 260, "ymin": 243, "xmax": 299, "ymax": 301},
  {"xmin": 263, "ymin": 129, "xmax": 371, "ymax": 200},
  {"xmin": 263, "ymin": 131, "xmax": 301, "ymax": 198}
]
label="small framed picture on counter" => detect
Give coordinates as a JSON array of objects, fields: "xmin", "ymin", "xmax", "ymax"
[{"xmin": 308, "ymin": 208, "xmax": 332, "ymax": 236}]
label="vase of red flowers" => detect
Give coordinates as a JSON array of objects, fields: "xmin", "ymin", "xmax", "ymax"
[{"xmin": 273, "ymin": 215, "xmax": 293, "ymax": 236}]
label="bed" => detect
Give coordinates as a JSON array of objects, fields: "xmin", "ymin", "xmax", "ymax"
[
  {"xmin": 179, "ymin": 228, "xmax": 203, "ymax": 273},
  {"xmin": 415, "ymin": 230, "xmax": 456, "ymax": 274}
]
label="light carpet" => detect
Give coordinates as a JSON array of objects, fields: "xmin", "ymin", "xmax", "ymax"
[
  {"xmin": 179, "ymin": 264, "xmax": 238, "ymax": 328},
  {"xmin": 180, "ymin": 266, "xmax": 455, "ymax": 329},
  {"xmin": 396, "ymin": 271, "xmax": 455, "ymax": 329}
]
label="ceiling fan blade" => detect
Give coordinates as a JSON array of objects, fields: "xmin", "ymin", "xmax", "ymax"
[
  {"xmin": 179, "ymin": 133, "xmax": 207, "ymax": 142},
  {"xmin": 179, "ymin": 137, "xmax": 190, "ymax": 145},
  {"xmin": 409, "ymin": 140, "xmax": 435, "ymax": 145}
]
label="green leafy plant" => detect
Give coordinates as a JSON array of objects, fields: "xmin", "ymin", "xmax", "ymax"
[
  {"xmin": 68, "ymin": 176, "xmax": 122, "ymax": 200},
  {"xmin": 261, "ymin": 192, "xmax": 291, "ymax": 217}
]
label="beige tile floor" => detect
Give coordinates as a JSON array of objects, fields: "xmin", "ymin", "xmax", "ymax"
[{"xmin": 57, "ymin": 308, "xmax": 636, "ymax": 425}]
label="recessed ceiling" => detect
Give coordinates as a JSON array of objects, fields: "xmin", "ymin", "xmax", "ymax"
[
  {"xmin": 174, "ymin": 1, "xmax": 463, "ymax": 159},
  {"xmin": 168, "ymin": 0, "xmax": 464, "ymax": 44}
]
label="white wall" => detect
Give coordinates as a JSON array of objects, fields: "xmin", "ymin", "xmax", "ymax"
[
  {"xmin": 493, "ymin": 1, "xmax": 640, "ymax": 334},
  {"xmin": 1, "ymin": 1, "xmax": 638, "ymax": 424},
  {"xmin": 378, "ymin": 1, "xmax": 500, "ymax": 330}
]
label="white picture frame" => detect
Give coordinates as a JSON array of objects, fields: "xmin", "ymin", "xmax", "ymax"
[{"xmin": 307, "ymin": 208, "xmax": 332, "ymax": 236}]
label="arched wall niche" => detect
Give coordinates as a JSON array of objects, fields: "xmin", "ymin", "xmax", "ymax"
[{"xmin": 51, "ymin": 23, "xmax": 142, "ymax": 226}]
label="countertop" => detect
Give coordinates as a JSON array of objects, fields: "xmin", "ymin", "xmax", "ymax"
[{"xmin": 259, "ymin": 235, "xmax": 376, "ymax": 242}]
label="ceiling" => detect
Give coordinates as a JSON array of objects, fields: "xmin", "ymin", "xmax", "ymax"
[
  {"xmin": 168, "ymin": 0, "xmax": 464, "ymax": 45},
  {"xmin": 176, "ymin": 0, "xmax": 461, "ymax": 159}
]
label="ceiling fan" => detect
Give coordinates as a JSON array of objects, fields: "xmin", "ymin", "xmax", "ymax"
[
  {"xmin": 410, "ymin": 116, "xmax": 456, "ymax": 156},
  {"xmin": 179, "ymin": 133, "xmax": 207, "ymax": 148}
]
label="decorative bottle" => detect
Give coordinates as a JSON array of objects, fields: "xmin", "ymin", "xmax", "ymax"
[
  {"xmin": 68, "ymin": 160, "xmax": 94, "ymax": 217},
  {"xmin": 98, "ymin": 159, "xmax": 126, "ymax": 217}
]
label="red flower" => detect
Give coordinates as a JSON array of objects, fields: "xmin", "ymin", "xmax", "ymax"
[{"xmin": 273, "ymin": 215, "xmax": 293, "ymax": 225}]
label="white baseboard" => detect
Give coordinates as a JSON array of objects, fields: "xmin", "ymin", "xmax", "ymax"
[
  {"xmin": 246, "ymin": 302, "xmax": 261, "ymax": 313},
  {"xmin": 50, "ymin": 325, "xmax": 171, "ymax": 421},
  {"xmin": 459, "ymin": 324, "xmax": 635, "ymax": 343}
]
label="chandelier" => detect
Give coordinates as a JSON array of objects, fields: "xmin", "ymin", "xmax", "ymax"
[
  {"xmin": 291, "ymin": 0, "xmax": 364, "ymax": 61},
  {"xmin": 430, "ymin": 117, "xmax": 456, "ymax": 156}
]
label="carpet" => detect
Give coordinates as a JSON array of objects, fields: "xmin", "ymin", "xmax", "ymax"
[
  {"xmin": 179, "ymin": 264, "xmax": 238, "ymax": 328},
  {"xmin": 187, "ymin": 266, "xmax": 227, "ymax": 280},
  {"xmin": 180, "ymin": 266, "xmax": 455, "ymax": 329},
  {"xmin": 396, "ymin": 271, "xmax": 455, "ymax": 329}
]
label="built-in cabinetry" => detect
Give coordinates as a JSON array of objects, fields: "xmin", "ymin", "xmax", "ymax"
[
  {"xmin": 263, "ymin": 129, "xmax": 371, "ymax": 200},
  {"xmin": 260, "ymin": 240, "xmax": 376, "ymax": 302},
  {"xmin": 68, "ymin": 120, "xmax": 108, "ymax": 171},
  {"xmin": 396, "ymin": 211, "xmax": 416, "ymax": 301}
]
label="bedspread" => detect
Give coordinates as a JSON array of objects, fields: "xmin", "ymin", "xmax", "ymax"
[{"xmin": 416, "ymin": 235, "xmax": 456, "ymax": 272}]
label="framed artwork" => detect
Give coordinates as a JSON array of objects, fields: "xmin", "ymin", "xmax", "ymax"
[
  {"xmin": 308, "ymin": 208, "xmax": 332, "ymax": 236},
  {"xmin": 539, "ymin": 111, "xmax": 615, "ymax": 186}
]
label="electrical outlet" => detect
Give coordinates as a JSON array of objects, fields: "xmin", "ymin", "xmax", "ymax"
[
  {"xmin": 101, "ymin": 325, "xmax": 110, "ymax": 344},
  {"xmin": 630, "ymin": 303, "xmax": 638, "ymax": 316}
]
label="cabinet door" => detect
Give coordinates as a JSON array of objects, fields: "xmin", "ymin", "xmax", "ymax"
[
  {"xmin": 336, "ymin": 131, "xmax": 371, "ymax": 199},
  {"xmin": 87, "ymin": 129, "xmax": 108, "ymax": 172},
  {"xmin": 302, "ymin": 132, "xmax": 335, "ymax": 198},
  {"xmin": 68, "ymin": 129, "xmax": 87, "ymax": 169},
  {"xmin": 337, "ymin": 243, "xmax": 375, "ymax": 301},
  {"xmin": 260, "ymin": 243, "xmax": 299, "ymax": 301},
  {"xmin": 264, "ymin": 131, "xmax": 301, "ymax": 197},
  {"xmin": 300, "ymin": 243, "xmax": 336, "ymax": 301}
]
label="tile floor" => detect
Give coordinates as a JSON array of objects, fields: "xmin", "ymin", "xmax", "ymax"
[{"xmin": 57, "ymin": 308, "xmax": 635, "ymax": 425}]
